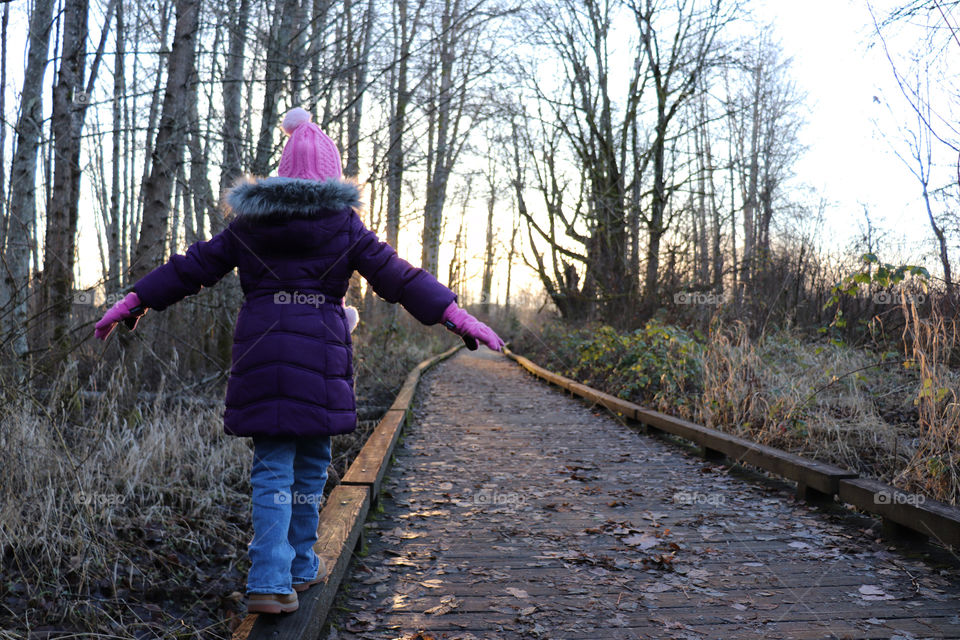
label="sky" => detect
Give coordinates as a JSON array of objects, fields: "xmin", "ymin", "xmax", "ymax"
[
  {"xmin": 2, "ymin": 0, "xmax": 954, "ymax": 300},
  {"xmin": 749, "ymin": 0, "xmax": 953, "ymax": 263}
]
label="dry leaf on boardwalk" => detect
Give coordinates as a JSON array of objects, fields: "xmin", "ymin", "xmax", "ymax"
[
  {"xmin": 419, "ymin": 578, "xmax": 443, "ymax": 589},
  {"xmin": 424, "ymin": 594, "xmax": 461, "ymax": 615}
]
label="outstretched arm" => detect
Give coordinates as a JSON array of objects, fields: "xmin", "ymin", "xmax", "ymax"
[
  {"xmin": 96, "ymin": 224, "xmax": 238, "ymax": 340},
  {"xmin": 132, "ymin": 223, "xmax": 239, "ymax": 310},
  {"xmin": 346, "ymin": 213, "xmax": 503, "ymax": 351},
  {"xmin": 347, "ymin": 212, "xmax": 456, "ymax": 325}
]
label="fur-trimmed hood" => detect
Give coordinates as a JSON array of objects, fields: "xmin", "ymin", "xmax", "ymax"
[{"xmin": 225, "ymin": 176, "xmax": 362, "ymax": 219}]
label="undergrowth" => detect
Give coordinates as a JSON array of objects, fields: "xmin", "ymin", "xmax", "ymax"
[{"xmin": 0, "ymin": 306, "xmax": 456, "ymax": 637}]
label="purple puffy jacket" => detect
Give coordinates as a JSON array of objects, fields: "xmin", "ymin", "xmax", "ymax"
[{"xmin": 133, "ymin": 177, "xmax": 456, "ymax": 437}]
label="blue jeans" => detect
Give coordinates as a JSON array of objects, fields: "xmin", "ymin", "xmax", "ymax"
[{"xmin": 247, "ymin": 435, "xmax": 332, "ymax": 594}]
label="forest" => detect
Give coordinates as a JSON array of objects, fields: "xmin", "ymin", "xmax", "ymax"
[{"xmin": 0, "ymin": 0, "xmax": 958, "ymax": 636}]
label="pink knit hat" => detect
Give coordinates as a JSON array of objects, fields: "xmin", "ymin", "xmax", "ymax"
[{"xmin": 277, "ymin": 108, "xmax": 343, "ymax": 181}]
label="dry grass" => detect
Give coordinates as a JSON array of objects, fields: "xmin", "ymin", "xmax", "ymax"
[
  {"xmin": 694, "ymin": 324, "xmax": 916, "ymax": 481},
  {"xmin": 895, "ymin": 298, "xmax": 960, "ymax": 502},
  {"xmin": 0, "ymin": 357, "xmax": 252, "ymax": 636},
  {"xmin": 0, "ymin": 305, "xmax": 457, "ymax": 637}
]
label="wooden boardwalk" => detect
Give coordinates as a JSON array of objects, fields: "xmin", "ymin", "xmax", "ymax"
[{"xmin": 325, "ymin": 349, "xmax": 960, "ymax": 639}]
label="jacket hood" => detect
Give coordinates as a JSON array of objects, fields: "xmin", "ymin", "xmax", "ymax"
[{"xmin": 225, "ymin": 176, "xmax": 362, "ymax": 219}]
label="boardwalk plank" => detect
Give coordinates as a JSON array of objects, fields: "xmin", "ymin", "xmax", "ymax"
[
  {"xmin": 324, "ymin": 350, "xmax": 960, "ymax": 639},
  {"xmin": 235, "ymin": 485, "xmax": 369, "ymax": 640}
]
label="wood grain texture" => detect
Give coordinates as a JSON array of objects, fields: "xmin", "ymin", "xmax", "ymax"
[
  {"xmin": 325, "ymin": 349, "xmax": 960, "ymax": 638},
  {"xmin": 505, "ymin": 347, "xmax": 958, "ymax": 548}
]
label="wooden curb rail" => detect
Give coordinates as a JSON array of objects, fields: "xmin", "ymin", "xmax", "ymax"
[
  {"xmin": 232, "ymin": 344, "xmax": 462, "ymax": 640},
  {"xmin": 503, "ymin": 347, "xmax": 960, "ymax": 551}
]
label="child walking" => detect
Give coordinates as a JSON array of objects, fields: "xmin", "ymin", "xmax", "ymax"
[{"xmin": 95, "ymin": 107, "xmax": 504, "ymax": 614}]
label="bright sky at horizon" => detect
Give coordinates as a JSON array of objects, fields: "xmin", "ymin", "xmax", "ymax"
[{"xmin": 749, "ymin": 0, "xmax": 954, "ymax": 266}]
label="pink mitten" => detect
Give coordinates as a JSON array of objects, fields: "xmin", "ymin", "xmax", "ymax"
[
  {"xmin": 94, "ymin": 291, "xmax": 147, "ymax": 340},
  {"xmin": 441, "ymin": 302, "xmax": 505, "ymax": 351}
]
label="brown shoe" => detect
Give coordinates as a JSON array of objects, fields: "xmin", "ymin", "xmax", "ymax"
[
  {"xmin": 246, "ymin": 591, "xmax": 298, "ymax": 614},
  {"xmin": 292, "ymin": 557, "xmax": 328, "ymax": 592}
]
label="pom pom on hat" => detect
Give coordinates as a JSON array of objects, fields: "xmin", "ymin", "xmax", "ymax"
[
  {"xmin": 277, "ymin": 106, "xmax": 343, "ymax": 181},
  {"xmin": 282, "ymin": 107, "xmax": 312, "ymax": 135}
]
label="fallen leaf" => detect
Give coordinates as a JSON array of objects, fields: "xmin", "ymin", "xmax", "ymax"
[
  {"xmin": 858, "ymin": 584, "xmax": 895, "ymax": 600},
  {"xmin": 424, "ymin": 595, "xmax": 461, "ymax": 615},
  {"xmin": 623, "ymin": 533, "xmax": 658, "ymax": 550}
]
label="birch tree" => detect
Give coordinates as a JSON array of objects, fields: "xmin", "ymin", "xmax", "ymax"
[{"xmin": 1, "ymin": 0, "xmax": 56, "ymax": 357}]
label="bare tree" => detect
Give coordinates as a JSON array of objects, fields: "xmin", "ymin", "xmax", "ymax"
[
  {"xmin": 0, "ymin": 2, "xmax": 8, "ymax": 254},
  {"xmin": 44, "ymin": 0, "xmax": 115, "ymax": 344},
  {"xmin": 1, "ymin": 0, "xmax": 56, "ymax": 357},
  {"xmin": 517, "ymin": 0, "xmax": 729, "ymax": 322},
  {"xmin": 251, "ymin": 0, "xmax": 300, "ymax": 176},
  {"xmin": 630, "ymin": 0, "xmax": 731, "ymax": 316},
  {"xmin": 420, "ymin": 0, "xmax": 501, "ymax": 275},
  {"xmin": 220, "ymin": 0, "xmax": 251, "ymax": 195},
  {"xmin": 724, "ymin": 35, "xmax": 804, "ymax": 295},
  {"xmin": 481, "ymin": 134, "xmax": 499, "ymax": 313},
  {"xmin": 130, "ymin": 0, "xmax": 200, "ymax": 282},
  {"xmin": 343, "ymin": 0, "xmax": 377, "ymax": 178},
  {"xmin": 871, "ymin": 2, "xmax": 959, "ymax": 298},
  {"xmin": 385, "ymin": 0, "xmax": 426, "ymax": 249},
  {"xmin": 106, "ymin": 0, "xmax": 126, "ymax": 292},
  {"xmin": 892, "ymin": 68, "xmax": 955, "ymax": 296}
]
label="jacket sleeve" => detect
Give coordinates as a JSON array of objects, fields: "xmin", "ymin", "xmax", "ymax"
[
  {"xmin": 347, "ymin": 212, "xmax": 456, "ymax": 325},
  {"xmin": 132, "ymin": 222, "xmax": 238, "ymax": 311}
]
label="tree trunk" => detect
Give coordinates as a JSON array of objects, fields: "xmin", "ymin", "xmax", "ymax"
[
  {"xmin": 134, "ymin": 0, "xmax": 172, "ymax": 254},
  {"xmin": 44, "ymin": 0, "xmax": 90, "ymax": 345},
  {"xmin": 220, "ymin": 0, "xmax": 250, "ymax": 195},
  {"xmin": 423, "ymin": 0, "xmax": 456, "ymax": 274},
  {"xmin": 186, "ymin": 82, "xmax": 215, "ymax": 241},
  {"xmin": 642, "ymin": 114, "xmax": 666, "ymax": 312},
  {"xmin": 108, "ymin": 0, "xmax": 125, "ymax": 292},
  {"xmin": 504, "ymin": 216, "xmax": 519, "ymax": 311},
  {"xmin": 130, "ymin": 0, "xmax": 199, "ymax": 282},
  {"xmin": 481, "ymin": 157, "xmax": 497, "ymax": 313},
  {"xmin": 252, "ymin": 0, "xmax": 298, "ymax": 176},
  {"xmin": 385, "ymin": 0, "xmax": 413, "ymax": 249},
  {"xmin": 1, "ymin": 0, "xmax": 55, "ymax": 357},
  {"xmin": 344, "ymin": 0, "xmax": 376, "ymax": 178},
  {"xmin": 0, "ymin": 2, "xmax": 8, "ymax": 254},
  {"xmin": 923, "ymin": 184, "xmax": 954, "ymax": 298}
]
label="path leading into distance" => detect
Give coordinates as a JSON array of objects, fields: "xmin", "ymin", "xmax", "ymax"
[{"xmin": 326, "ymin": 349, "xmax": 960, "ymax": 639}]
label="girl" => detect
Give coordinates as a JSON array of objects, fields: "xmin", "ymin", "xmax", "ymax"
[{"xmin": 95, "ymin": 107, "xmax": 504, "ymax": 614}]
